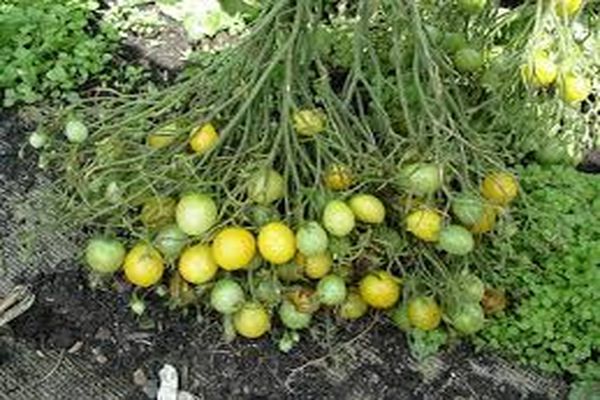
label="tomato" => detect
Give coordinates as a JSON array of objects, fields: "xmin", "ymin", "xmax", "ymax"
[
  {"xmin": 212, "ymin": 227, "xmax": 257, "ymax": 270},
  {"xmin": 277, "ymin": 262, "xmax": 304, "ymax": 282},
  {"xmin": 457, "ymin": 273, "xmax": 485, "ymax": 302},
  {"xmin": 407, "ymin": 296, "xmax": 442, "ymax": 331},
  {"xmin": 454, "ymin": 48, "xmax": 484, "ymax": 73},
  {"xmin": 481, "ymin": 172, "xmax": 518, "ymax": 205},
  {"xmin": 255, "ymin": 279, "xmax": 282, "ymax": 306},
  {"xmin": 288, "ymin": 287, "xmax": 320, "ymax": 313},
  {"xmin": 233, "ymin": 302, "xmax": 271, "ymax": 339},
  {"xmin": 296, "ymin": 221, "xmax": 329, "ymax": 256},
  {"xmin": 279, "ymin": 300, "xmax": 312, "ymax": 330},
  {"xmin": 248, "ymin": 205, "xmax": 280, "ymax": 227},
  {"xmin": 85, "ymin": 237, "xmax": 125, "ymax": 274},
  {"xmin": 451, "ymin": 193, "xmax": 484, "ymax": 226},
  {"xmin": 398, "ymin": 163, "xmax": 443, "ymax": 197},
  {"xmin": 534, "ymin": 137, "xmax": 570, "ymax": 165},
  {"xmin": 154, "ymin": 225, "xmax": 188, "ymax": 260},
  {"xmin": 442, "ymin": 32, "xmax": 467, "ymax": 54},
  {"xmin": 449, "ymin": 303, "xmax": 485, "ymax": 334},
  {"xmin": 147, "ymin": 122, "xmax": 180, "ymax": 149},
  {"xmin": 65, "ymin": 119, "xmax": 88, "ymax": 143},
  {"xmin": 293, "ymin": 108, "xmax": 327, "ymax": 136},
  {"xmin": 348, "ymin": 194, "xmax": 386, "ymax": 224},
  {"xmin": 247, "ymin": 168, "xmax": 285, "ymax": 204},
  {"xmin": 470, "ymin": 203, "xmax": 497, "ymax": 234},
  {"xmin": 178, "ymin": 244, "xmax": 218, "ymax": 284},
  {"xmin": 338, "ymin": 291, "xmax": 368, "ymax": 320},
  {"xmin": 481, "ymin": 287, "xmax": 507, "ymax": 315},
  {"xmin": 521, "ymin": 53, "xmax": 558, "ymax": 87},
  {"xmin": 323, "ymin": 164, "xmax": 353, "ymax": 191},
  {"xmin": 391, "ymin": 303, "xmax": 412, "ymax": 331},
  {"xmin": 210, "ymin": 278, "xmax": 245, "ymax": 314},
  {"xmin": 140, "ymin": 196, "xmax": 177, "ymax": 229},
  {"xmin": 406, "ymin": 208, "xmax": 443, "ymax": 242},
  {"xmin": 359, "ymin": 270, "xmax": 401, "ymax": 309},
  {"xmin": 123, "ymin": 243, "xmax": 165, "ymax": 287},
  {"xmin": 323, "ymin": 200, "xmax": 356, "ymax": 237},
  {"xmin": 316, "ymin": 274, "xmax": 347, "ymax": 306},
  {"xmin": 559, "ymin": 73, "xmax": 590, "ymax": 104},
  {"xmin": 457, "ymin": 0, "xmax": 487, "ymax": 13},
  {"xmin": 554, "ymin": 0, "xmax": 583, "ymax": 17},
  {"xmin": 258, "ymin": 222, "xmax": 296, "ymax": 264},
  {"xmin": 175, "ymin": 193, "xmax": 218, "ymax": 236},
  {"xmin": 189, "ymin": 122, "xmax": 219, "ymax": 154},
  {"xmin": 296, "ymin": 251, "xmax": 333, "ymax": 279},
  {"xmin": 438, "ymin": 225, "xmax": 475, "ymax": 255}
]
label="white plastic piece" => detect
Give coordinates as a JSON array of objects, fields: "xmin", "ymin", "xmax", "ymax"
[{"xmin": 157, "ymin": 364, "xmax": 179, "ymax": 400}]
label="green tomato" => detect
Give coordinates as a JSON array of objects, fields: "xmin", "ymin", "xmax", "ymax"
[
  {"xmin": 339, "ymin": 291, "xmax": 368, "ymax": 320},
  {"xmin": 454, "ymin": 48, "xmax": 484, "ymax": 73},
  {"xmin": 296, "ymin": 221, "xmax": 329, "ymax": 256},
  {"xmin": 247, "ymin": 168, "xmax": 285, "ymax": 204},
  {"xmin": 452, "ymin": 194, "xmax": 484, "ymax": 226},
  {"xmin": 438, "ymin": 225, "xmax": 475, "ymax": 255},
  {"xmin": 398, "ymin": 163, "xmax": 443, "ymax": 197},
  {"xmin": 450, "ymin": 302, "xmax": 485, "ymax": 334},
  {"xmin": 322, "ymin": 200, "xmax": 356, "ymax": 237},
  {"xmin": 210, "ymin": 279, "xmax": 245, "ymax": 314},
  {"xmin": 458, "ymin": 273, "xmax": 485, "ymax": 302},
  {"xmin": 175, "ymin": 193, "xmax": 218, "ymax": 236},
  {"xmin": 457, "ymin": 0, "xmax": 487, "ymax": 14},
  {"xmin": 85, "ymin": 237, "xmax": 126, "ymax": 274},
  {"xmin": 316, "ymin": 274, "xmax": 347, "ymax": 306},
  {"xmin": 442, "ymin": 32, "xmax": 467, "ymax": 54},
  {"xmin": 65, "ymin": 119, "xmax": 89, "ymax": 143},
  {"xmin": 391, "ymin": 303, "xmax": 412, "ymax": 332},
  {"xmin": 279, "ymin": 300, "xmax": 312, "ymax": 330},
  {"xmin": 154, "ymin": 225, "xmax": 188, "ymax": 260}
]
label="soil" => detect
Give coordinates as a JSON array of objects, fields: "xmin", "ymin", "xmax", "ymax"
[{"xmin": 4, "ymin": 267, "xmax": 562, "ymax": 400}]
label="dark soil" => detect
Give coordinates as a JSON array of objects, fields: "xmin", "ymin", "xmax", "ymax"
[{"xmin": 6, "ymin": 268, "xmax": 563, "ymax": 400}]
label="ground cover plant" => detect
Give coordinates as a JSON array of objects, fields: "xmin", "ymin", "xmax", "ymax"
[{"xmin": 8, "ymin": 0, "xmax": 600, "ymax": 396}]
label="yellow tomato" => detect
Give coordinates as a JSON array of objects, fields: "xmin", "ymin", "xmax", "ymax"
[
  {"xmin": 296, "ymin": 251, "xmax": 333, "ymax": 279},
  {"xmin": 470, "ymin": 203, "xmax": 498, "ymax": 234},
  {"xmin": 178, "ymin": 244, "xmax": 218, "ymax": 284},
  {"xmin": 212, "ymin": 227, "xmax": 256, "ymax": 271},
  {"xmin": 349, "ymin": 194, "xmax": 386, "ymax": 224},
  {"xmin": 258, "ymin": 222, "xmax": 296, "ymax": 264},
  {"xmin": 293, "ymin": 109, "xmax": 326, "ymax": 136},
  {"xmin": 559, "ymin": 73, "xmax": 591, "ymax": 104},
  {"xmin": 323, "ymin": 164, "xmax": 353, "ymax": 191},
  {"xmin": 481, "ymin": 172, "xmax": 518, "ymax": 205},
  {"xmin": 407, "ymin": 296, "xmax": 442, "ymax": 331},
  {"xmin": 406, "ymin": 208, "xmax": 443, "ymax": 242},
  {"xmin": 359, "ymin": 270, "xmax": 401, "ymax": 309},
  {"xmin": 147, "ymin": 122, "xmax": 179, "ymax": 149},
  {"xmin": 189, "ymin": 123, "xmax": 219, "ymax": 154},
  {"xmin": 124, "ymin": 243, "xmax": 165, "ymax": 288},
  {"xmin": 521, "ymin": 53, "xmax": 558, "ymax": 87},
  {"xmin": 555, "ymin": 0, "xmax": 583, "ymax": 17},
  {"xmin": 233, "ymin": 302, "xmax": 271, "ymax": 339}
]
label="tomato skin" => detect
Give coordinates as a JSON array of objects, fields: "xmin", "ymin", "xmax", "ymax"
[
  {"xmin": 322, "ymin": 200, "xmax": 356, "ymax": 237},
  {"xmin": 154, "ymin": 225, "xmax": 188, "ymax": 260},
  {"xmin": 454, "ymin": 48, "xmax": 484, "ymax": 73},
  {"xmin": 406, "ymin": 208, "xmax": 443, "ymax": 242},
  {"xmin": 85, "ymin": 237, "xmax": 125, "ymax": 274},
  {"xmin": 316, "ymin": 274, "xmax": 347, "ymax": 306},
  {"xmin": 247, "ymin": 169, "xmax": 285, "ymax": 205},
  {"xmin": 296, "ymin": 251, "xmax": 333, "ymax": 280},
  {"xmin": 175, "ymin": 193, "xmax": 218, "ymax": 236},
  {"xmin": 398, "ymin": 163, "xmax": 443, "ymax": 197},
  {"xmin": 449, "ymin": 302, "xmax": 485, "ymax": 335},
  {"xmin": 452, "ymin": 194, "xmax": 484, "ymax": 227},
  {"xmin": 189, "ymin": 123, "xmax": 219, "ymax": 154},
  {"xmin": 212, "ymin": 227, "xmax": 257, "ymax": 271},
  {"xmin": 178, "ymin": 244, "xmax": 218, "ymax": 284},
  {"xmin": 123, "ymin": 243, "xmax": 165, "ymax": 288},
  {"xmin": 359, "ymin": 270, "xmax": 401, "ymax": 309},
  {"xmin": 210, "ymin": 278, "xmax": 245, "ymax": 314},
  {"xmin": 438, "ymin": 225, "xmax": 475, "ymax": 255},
  {"xmin": 339, "ymin": 291, "xmax": 368, "ymax": 320},
  {"xmin": 296, "ymin": 221, "xmax": 329, "ymax": 256},
  {"xmin": 481, "ymin": 172, "xmax": 518, "ymax": 205},
  {"xmin": 279, "ymin": 300, "xmax": 312, "ymax": 330},
  {"xmin": 233, "ymin": 302, "xmax": 271, "ymax": 339},
  {"xmin": 323, "ymin": 164, "xmax": 353, "ymax": 191},
  {"xmin": 349, "ymin": 194, "xmax": 386, "ymax": 224},
  {"xmin": 258, "ymin": 222, "xmax": 296, "ymax": 264},
  {"xmin": 407, "ymin": 296, "xmax": 442, "ymax": 331}
]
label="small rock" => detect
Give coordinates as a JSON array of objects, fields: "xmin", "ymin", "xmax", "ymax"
[
  {"xmin": 94, "ymin": 327, "xmax": 112, "ymax": 341},
  {"xmin": 134, "ymin": 368, "xmax": 148, "ymax": 387},
  {"xmin": 95, "ymin": 353, "xmax": 108, "ymax": 364},
  {"xmin": 67, "ymin": 341, "xmax": 83, "ymax": 354}
]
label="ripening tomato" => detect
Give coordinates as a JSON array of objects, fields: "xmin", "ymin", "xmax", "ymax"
[
  {"xmin": 178, "ymin": 244, "xmax": 218, "ymax": 284},
  {"xmin": 147, "ymin": 122, "xmax": 180, "ymax": 149},
  {"xmin": 189, "ymin": 122, "xmax": 219, "ymax": 154},
  {"xmin": 559, "ymin": 73, "xmax": 591, "ymax": 104},
  {"xmin": 359, "ymin": 270, "xmax": 401, "ymax": 309},
  {"xmin": 406, "ymin": 208, "xmax": 443, "ymax": 242},
  {"xmin": 338, "ymin": 291, "xmax": 368, "ymax": 320},
  {"xmin": 521, "ymin": 53, "xmax": 558, "ymax": 87},
  {"xmin": 470, "ymin": 203, "xmax": 498, "ymax": 234},
  {"xmin": 123, "ymin": 243, "xmax": 165, "ymax": 287},
  {"xmin": 407, "ymin": 296, "xmax": 442, "ymax": 331},
  {"xmin": 247, "ymin": 169, "xmax": 285, "ymax": 205},
  {"xmin": 323, "ymin": 200, "xmax": 356, "ymax": 237},
  {"xmin": 323, "ymin": 164, "xmax": 353, "ymax": 191},
  {"xmin": 293, "ymin": 109, "xmax": 327, "ymax": 136},
  {"xmin": 212, "ymin": 227, "xmax": 256, "ymax": 270},
  {"xmin": 233, "ymin": 302, "xmax": 271, "ymax": 339},
  {"xmin": 296, "ymin": 251, "xmax": 333, "ymax": 280},
  {"xmin": 554, "ymin": 0, "xmax": 583, "ymax": 17},
  {"xmin": 296, "ymin": 221, "xmax": 329, "ymax": 256},
  {"xmin": 258, "ymin": 222, "xmax": 296, "ymax": 264},
  {"xmin": 481, "ymin": 172, "xmax": 518, "ymax": 205},
  {"xmin": 348, "ymin": 194, "xmax": 386, "ymax": 224}
]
